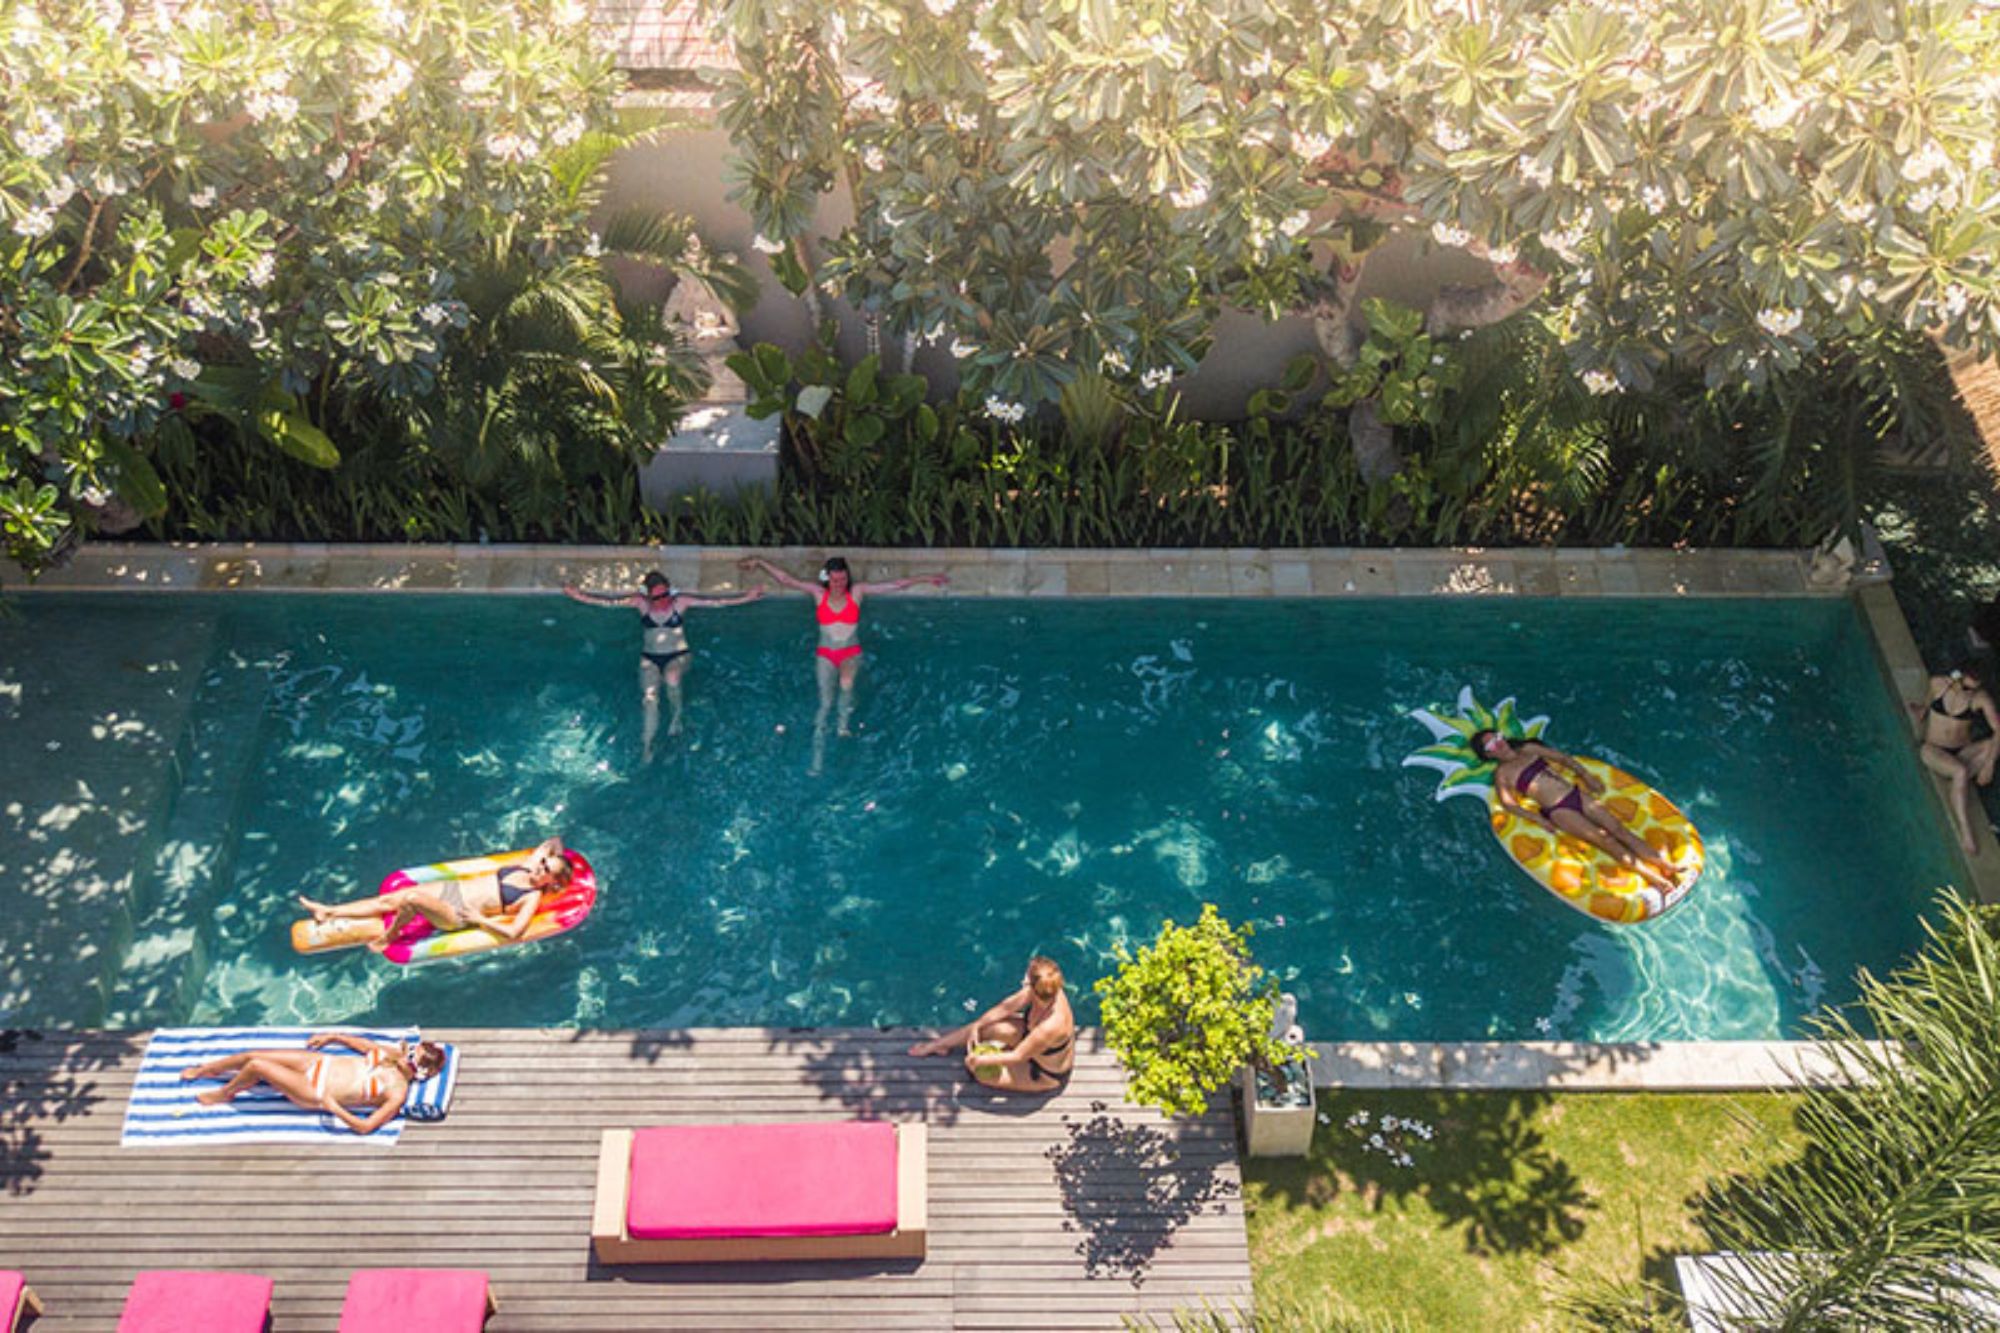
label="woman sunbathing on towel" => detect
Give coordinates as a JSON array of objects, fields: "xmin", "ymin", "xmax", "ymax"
[
  {"xmin": 299, "ymin": 836, "xmax": 572, "ymax": 953},
  {"xmin": 907, "ymin": 956, "xmax": 1075, "ymax": 1094},
  {"xmin": 180, "ymin": 1033, "xmax": 445, "ymax": 1136}
]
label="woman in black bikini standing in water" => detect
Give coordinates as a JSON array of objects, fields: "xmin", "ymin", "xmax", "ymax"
[
  {"xmin": 1914, "ymin": 663, "xmax": 1998, "ymax": 856},
  {"xmin": 564, "ymin": 572, "xmax": 764, "ymax": 760},
  {"xmin": 1472, "ymin": 731, "xmax": 1682, "ymax": 890},
  {"xmin": 907, "ymin": 956, "xmax": 1075, "ymax": 1095},
  {"xmin": 736, "ymin": 555, "xmax": 948, "ymax": 741}
]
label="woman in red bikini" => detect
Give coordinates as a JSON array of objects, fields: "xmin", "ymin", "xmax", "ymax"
[
  {"xmin": 1471, "ymin": 730, "xmax": 1680, "ymax": 890},
  {"xmin": 738, "ymin": 555, "xmax": 948, "ymax": 739}
]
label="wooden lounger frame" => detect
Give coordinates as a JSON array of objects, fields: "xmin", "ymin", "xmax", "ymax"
[
  {"xmin": 591, "ymin": 1124, "xmax": 928, "ymax": 1264},
  {"xmin": 9, "ymin": 1283, "xmax": 42, "ymax": 1332}
]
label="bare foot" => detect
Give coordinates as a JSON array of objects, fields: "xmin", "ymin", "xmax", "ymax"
[
  {"xmin": 196, "ymin": 1089, "xmax": 232, "ymax": 1106},
  {"xmin": 180, "ymin": 1065, "xmax": 209, "ymax": 1082},
  {"xmin": 298, "ymin": 895, "xmax": 330, "ymax": 924},
  {"xmin": 668, "ymin": 719, "xmax": 683, "ymax": 737},
  {"xmin": 907, "ymin": 1039, "xmax": 948, "ymax": 1057},
  {"xmin": 366, "ymin": 938, "xmax": 390, "ymax": 955}
]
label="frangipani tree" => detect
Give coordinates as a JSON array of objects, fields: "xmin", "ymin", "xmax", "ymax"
[
  {"xmin": 0, "ymin": 0, "xmax": 727, "ymax": 570},
  {"xmin": 707, "ymin": 0, "xmax": 2000, "ymax": 475}
]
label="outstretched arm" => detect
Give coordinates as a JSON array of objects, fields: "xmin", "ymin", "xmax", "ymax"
[
  {"xmin": 475, "ymin": 891, "xmax": 543, "ymax": 942},
  {"xmin": 1532, "ymin": 741, "xmax": 1602, "ymax": 794},
  {"xmin": 854, "ymin": 573, "xmax": 950, "ymax": 595},
  {"xmin": 335, "ymin": 1089, "xmax": 407, "ymax": 1136},
  {"xmin": 1495, "ymin": 782, "xmax": 1555, "ymax": 833},
  {"xmin": 681, "ymin": 586, "xmax": 766, "ymax": 609},
  {"xmin": 307, "ymin": 1032, "xmax": 378, "ymax": 1056},
  {"xmin": 738, "ymin": 557, "xmax": 817, "ymax": 596},
  {"xmin": 562, "ymin": 585, "xmax": 638, "ymax": 609}
]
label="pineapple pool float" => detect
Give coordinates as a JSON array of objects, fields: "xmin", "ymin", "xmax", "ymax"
[{"xmin": 1404, "ymin": 688, "xmax": 1703, "ymax": 924}]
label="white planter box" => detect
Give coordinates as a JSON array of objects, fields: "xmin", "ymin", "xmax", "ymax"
[{"xmin": 1240, "ymin": 1063, "xmax": 1316, "ymax": 1157}]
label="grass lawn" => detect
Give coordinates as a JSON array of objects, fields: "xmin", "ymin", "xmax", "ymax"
[{"xmin": 1241, "ymin": 1090, "xmax": 1804, "ymax": 1331}]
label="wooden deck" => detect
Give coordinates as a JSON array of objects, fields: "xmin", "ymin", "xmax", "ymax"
[{"xmin": 0, "ymin": 1027, "xmax": 1252, "ymax": 1330}]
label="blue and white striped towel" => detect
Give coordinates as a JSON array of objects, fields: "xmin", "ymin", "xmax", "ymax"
[{"xmin": 122, "ymin": 1027, "xmax": 454, "ymax": 1148}]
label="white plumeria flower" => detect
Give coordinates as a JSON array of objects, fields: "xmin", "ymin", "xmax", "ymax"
[
  {"xmin": 1293, "ymin": 132, "xmax": 1333, "ymax": 162},
  {"xmin": 1431, "ymin": 221, "xmax": 1471, "ymax": 248},
  {"xmin": 983, "ymin": 395, "xmax": 1026, "ymax": 423},
  {"xmin": 90, "ymin": 167, "xmax": 123, "ymax": 197},
  {"xmin": 1432, "ymin": 119, "xmax": 1470, "ymax": 152},
  {"xmin": 1168, "ymin": 181, "xmax": 1210, "ymax": 209},
  {"xmin": 851, "ymin": 88, "xmax": 897, "ymax": 117},
  {"xmin": 324, "ymin": 157, "xmax": 346, "ymax": 184},
  {"xmin": 1836, "ymin": 198, "xmax": 1874, "ymax": 224},
  {"xmin": 1517, "ymin": 155, "xmax": 1554, "ymax": 188},
  {"xmin": 949, "ymin": 110, "xmax": 979, "ymax": 133},
  {"xmin": 923, "ymin": 0, "xmax": 957, "ymax": 13},
  {"xmin": 12, "ymin": 207, "xmax": 57, "ymax": 238},
  {"xmin": 189, "ymin": 185, "xmax": 217, "ymax": 208},
  {"xmin": 968, "ymin": 31, "xmax": 1003, "ymax": 64},
  {"xmin": 1749, "ymin": 96, "xmax": 1801, "ymax": 133},
  {"xmin": 1640, "ymin": 185, "xmax": 1667, "ymax": 215},
  {"xmin": 584, "ymin": 232, "xmax": 604, "ymax": 258},
  {"xmin": 46, "ymin": 175, "xmax": 76, "ymax": 207},
  {"xmin": 1901, "ymin": 141, "xmax": 1951, "ymax": 183},
  {"xmin": 550, "ymin": 116, "xmax": 586, "ymax": 147},
  {"xmin": 1100, "ymin": 348, "xmax": 1130, "ymax": 374},
  {"xmin": 1140, "ymin": 366, "xmax": 1173, "ymax": 390},
  {"xmin": 1487, "ymin": 243, "xmax": 1518, "ymax": 265},
  {"xmin": 750, "ymin": 233, "xmax": 787, "ymax": 255},
  {"xmin": 245, "ymin": 252, "xmax": 277, "ymax": 287},
  {"xmin": 861, "ymin": 146, "xmax": 887, "ymax": 172},
  {"xmin": 169, "ymin": 356, "xmax": 202, "ymax": 379},
  {"xmin": 1243, "ymin": 52, "xmax": 1273, "ymax": 79},
  {"xmin": 1580, "ymin": 368, "xmax": 1623, "ymax": 395},
  {"xmin": 1941, "ymin": 284, "xmax": 1971, "ymax": 318},
  {"xmin": 1755, "ymin": 306, "xmax": 1803, "ymax": 337},
  {"xmin": 949, "ymin": 338, "xmax": 978, "ymax": 359},
  {"xmin": 418, "ymin": 303, "xmax": 447, "ymax": 325},
  {"xmin": 1280, "ymin": 211, "xmax": 1312, "ymax": 237},
  {"xmin": 460, "ymin": 68, "xmax": 498, "ymax": 97},
  {"xmin": 17, "ymin": 112, "xmax": 65, "ymax": 159},
  {"xmin": 1906, "ymin": 183, "xmax": 1946, "ymax": 212},
  {"xmin": 363, "ymin": 182, "xmax": 388, "ymax": 210}
]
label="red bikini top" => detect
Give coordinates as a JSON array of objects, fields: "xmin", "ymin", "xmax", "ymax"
[{"xmin": 816, "ymin": 593, "xmax": 860, "ymax": 627}]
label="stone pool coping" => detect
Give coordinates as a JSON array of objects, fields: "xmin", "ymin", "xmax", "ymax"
[
  {"xmin": 1308, "ymin": 1039, "xmax": 1883, "ymax": 1092},
  {"xmin": 3, "ymin": 539, "xmax": 1823, "ymax": 598},
  {"xmin": 8, "ymin": 539, "xmax": 1992, "ymax": 1088}
]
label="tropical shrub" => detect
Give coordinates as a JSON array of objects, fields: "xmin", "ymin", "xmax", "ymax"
[
  {"xmin": 1095, "ymin": 904, "xmax": 1304, "ymax": 1119},
  {"xmin": 0, "ymin": 0, "xmax": 734, "ymax": 571}
]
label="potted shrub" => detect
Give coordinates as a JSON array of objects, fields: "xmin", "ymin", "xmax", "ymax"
[{"xmin": 1096, "ymin": 904, "xmax": 1315, "ymax": 1155}]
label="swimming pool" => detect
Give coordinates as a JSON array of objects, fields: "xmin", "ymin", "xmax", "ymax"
[{"xmin": 0, "ymin": 591, "xmax": 1958, "ymax": 1040}]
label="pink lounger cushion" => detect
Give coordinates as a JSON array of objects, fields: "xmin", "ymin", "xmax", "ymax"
[
  {"xmin": 0, "ymin": 1272, "xmax": 23, "ymax": 1325},
  {"xmin": 118, "ymin": 1271, "xmax": 273, "ymax": 1333},
  {"xmin": 628, "ymin": 1121, "xmax": 900, "ymax": 1240},
  {"xmin": 340, "ymin": 1268, "xmax": 489, "ymax": 1332}
]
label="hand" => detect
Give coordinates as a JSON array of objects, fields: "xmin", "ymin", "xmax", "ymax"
[
  {"xmin": 752, "ymin": 584, "xmax": 767, "ymax": 599},
  {"xmin": 931, "ymin": 574, "xmax": 950, "ymax": 587},
  {"xmin": 306, "ymin": 1034, "xmax": 331, "ymax": 1050},
  {"xmin": 737, "ymin": 557, "xmax": 760, "ymax": 571}
]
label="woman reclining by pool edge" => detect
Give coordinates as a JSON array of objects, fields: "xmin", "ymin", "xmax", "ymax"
[
  {"xmin": 298, "ymin": 836, "xmax": 573, "ymax": 953},
  {"xmin": 1470, "ymin": 730, "xmax": 1681, "ymax": 891},
  {"xmin": 180, "ymin": 1032, "xmax": 445, "ymax": 1136}
]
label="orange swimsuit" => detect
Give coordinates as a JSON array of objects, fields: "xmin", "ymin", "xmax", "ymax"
[
  {"xmin": 816, "ymin": 592, "xmax": 861, "ymax": 665},
  {"xmin": 308, "ymin": 1048, "xmax": 394, "ymax": 1104}
]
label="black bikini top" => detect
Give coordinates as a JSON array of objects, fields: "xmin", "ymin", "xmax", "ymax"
[
  {"xmin": 643, "ymin": 603, "xmax": 683, "ymax": 630},
  {"xmin": 1932, "ymin": 687, "xmax": 1977, "ymax": 720}
]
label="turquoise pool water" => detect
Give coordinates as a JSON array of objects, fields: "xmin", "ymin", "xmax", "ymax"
[{"xmin": 0, "ymin": 592, "xmax": 1960, "ymax": 1040}]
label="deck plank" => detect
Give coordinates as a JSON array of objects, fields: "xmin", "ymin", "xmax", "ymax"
[{"xmin": 0, "ymin": 1026, "xmax": 1251, "ymax": 1330}]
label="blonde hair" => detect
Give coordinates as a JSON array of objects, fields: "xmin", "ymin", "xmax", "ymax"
[{"xmin": 1027, "ymin": 956, "xmax": 1064, "ymax": 1001}]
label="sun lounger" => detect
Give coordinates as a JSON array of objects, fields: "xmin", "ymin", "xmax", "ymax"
[
  {"xmin": 117, "ymin": 1271, "xmax": 273, "ymax": 1333},
  {"xmin": 340, "ymin": 1268, "xmax": 496, "ymax": 1332},
  {"xmin": 1, "ymin": 1273, "xmax": 42, "ymax": 1333},
  {"xmin": 592, "ymin": 1121, "xmax": 927, "ymax": 1263}
]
